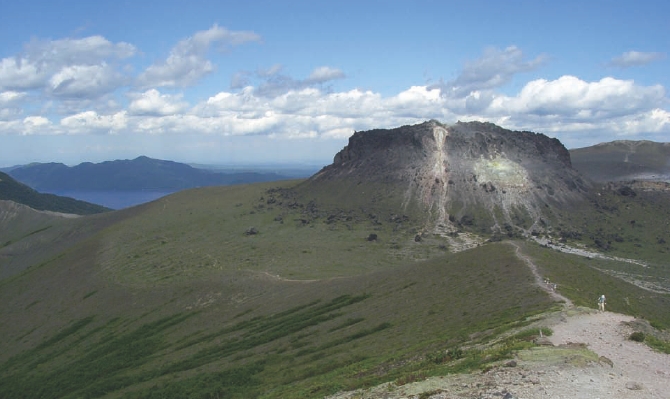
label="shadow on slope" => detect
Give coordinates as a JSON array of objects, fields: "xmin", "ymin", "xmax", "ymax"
[
  {"xmin": 0, "ymin": 209, "xmax": 554, "ymax": 398},
  {"xmin": 1, "ymin": 181, "xmax": 668, "ymax": 398}
]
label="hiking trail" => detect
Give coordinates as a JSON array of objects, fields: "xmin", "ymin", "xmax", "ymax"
[
  {"xmin": 509, "ymin": 241, "xmax": 573, "ymax": 308},
  {"xmin": 327, "ymin": 242, "xmax": 670, "ymax": 399}
]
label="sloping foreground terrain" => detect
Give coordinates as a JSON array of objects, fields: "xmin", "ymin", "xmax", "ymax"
[
  {"xmin": 1, "ymin": 180, "xmax": 669, "ymax": 398},
  {"xmin": 1, "ymin": 121, "xmax": 669, "ymax": 398},
  {"xmin": 0, "ymin": 181, "xmax": 551, "ymax": 398},
  {"xmin": 0, "ymin": 171, "xmax": 109, "ymax": 215},
  {"xmin": 327, "ymin": 308, "xmax": 670, "ymax": 399}
]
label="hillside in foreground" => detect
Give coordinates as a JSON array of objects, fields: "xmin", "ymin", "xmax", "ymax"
[
  {"xmin": 0, "ymin": 171, "xmax": 109, "ymax": 215},
  {"xmin": 1, "ymin": 121, "xmax": 669, "ymax": 398}
]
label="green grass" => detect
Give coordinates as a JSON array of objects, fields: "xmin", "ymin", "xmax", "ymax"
[
  {"xmin": 0, "ymin": 171, "xmax": 110, "ymax": 215},
  {"xmin": 645, "ymin": 335, "xmax": 670, "ymax": 354},
  {"xmin": 94, "ymin": 181, "xmax": 450, "ymax": 285},
  {"xmin": 0, "ymin": 240, "xmax": 556, "ymax": 398},
  {"xmin": 518, "ymin": 241, "xmax": 670, "ymax": 329},
  {"xmin": 2, "ymin": 178, "xmax": 669, "ymax": 398},
  {"xmin": 560, "ymin": 186, "xmax": 670, "ymax": 266}
]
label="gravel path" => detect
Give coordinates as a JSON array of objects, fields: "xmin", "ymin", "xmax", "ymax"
[
  {"xmin": 509, "ymin": 242, "xmax": 573, "ymax": 307},
  {"xmin": 540, "ymin": 310, "xmax": 670, "ymax": 399},
  {"xmin": 327, "ymin": 310, "xmax": 670, "ymax": 399},
  {"xmin": 326, "ymin": 243, "xmax": 670, "ymax": 399}
]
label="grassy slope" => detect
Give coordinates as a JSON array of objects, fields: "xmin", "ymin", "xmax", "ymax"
[
  {"xmin": 0, "ymin": 242, "xmax": 554, "ymax": 398},
  {"xmin": 0, "ymin": 171, "xmax": 110, "ymax": 215},
  {"xmin": 557, "ymin": 184, "xmax": 670, "ymax": 266},
  {"xmin": 0, "ymin": 180, "xmax": 668, "ymax": 398},
  {"xmin": 517, "ymin": 241, "xmax": 670, "ymax": 328},
  {"xmin": 0, "ymin": 200, "xmax": 125, "ymax": 280}
]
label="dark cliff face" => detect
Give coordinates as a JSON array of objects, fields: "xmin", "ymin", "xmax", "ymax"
[{"xmin": 306, "ymin": 120, "xmax": 590, "ymax": 235}]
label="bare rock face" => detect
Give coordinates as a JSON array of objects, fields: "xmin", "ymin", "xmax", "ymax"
[{"xmin": 307, "ymin": 120, "xmax": 590, "ymax": 235}]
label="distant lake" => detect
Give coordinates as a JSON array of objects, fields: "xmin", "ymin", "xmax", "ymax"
[{"xmin": 47, "ymin": 190, "xmax": 178, "ymax": 210}]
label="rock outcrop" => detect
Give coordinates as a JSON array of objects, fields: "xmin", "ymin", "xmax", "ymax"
[{"xmin": 306, "ymin": 120, "xmax": 590, "ymax": 235}]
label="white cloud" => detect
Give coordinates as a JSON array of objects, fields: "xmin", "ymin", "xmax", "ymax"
[
  {"xmin": 3, "ymin": 71, "xmax": 668, "ymax": 144},
  {"xmin": 0, "ymin": 35, "xmax": 135, "ymax": 97},
  {"xmin": 128, "ymin": 89, "xmax": 188, "ymax": 116},
  {"xmin": 1, "ymin": 33, "xmax": 668, "ymax": 152},
  {"xmin": 137, "ymin": 24, "xmax": 260, "ymax": 88},
  {"xmin": 609, "ymin": 51, "xmax": 665, "ymax": 68},
  {"xmin": 0, "ymin": 91, "xmax": 26, "ymax": 120},
  {"xmin": 431, "ymin": 46, "xmax": 546, "ymax": 98},
  {"xmin": 385, "ymin": 86, "xmax": 444, "ymax": 117},
  {"xmin": 306, "ymin": 66, "xmax": 345, "ymax": 83},
  {"xmin": 488, "ymin": 76, "xmax": 665, "ymax": 120},
  {"xmin": 253, "ymin": 65, "xmax": 347, "ymax": 97},
  {"xmin": 182, "ymin": 74, "xmax": 668, "ymax": 143},
  {"xmin": 22, "ymin": 116, "xmax": 51, "ymax": 135},
  {"xmin": 616, "ymin": 108, "xmax": 670, "ymax": 134},
  {"xmin": 0, "ymin": 57, "xmax": 49, "ymax": 90},
  {"xmin": 48, "ymin": 63, "xmax": 126, "ymax": 98},
  {"xmin": 25, "ymin": 36, "xmax": 136, "ymax": 64},
  {"xmin": 60, "ymin": 110, "xmax": 127, "ymax": 134},
  {"xmin": 0, "ymin": 91, "xmax": 25, "ymax": 105}
]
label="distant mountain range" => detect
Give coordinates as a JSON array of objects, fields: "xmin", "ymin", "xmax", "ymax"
[
  {"xmin": 0, "ymin": 172, "xmax": 109, "ymax": 214},
  {"xmin": 6, "ymin": 156, "xmax": 292, "ymax": 192}
]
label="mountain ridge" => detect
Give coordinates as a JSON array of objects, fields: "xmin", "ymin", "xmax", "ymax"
[
  {"xmin": 570, "ymin": 140, "xmax": 670, "ymax": 183},
  {"xmin": 8, "ymin": 155, "xmax": 291, "ymax": 191},
  {"xmin": 0, "ymin": 171, "xmax": 109, "ymax": 215},
  {"xmin": 302, "ymin": 120, "xmax": 589, "ymax": 238}
]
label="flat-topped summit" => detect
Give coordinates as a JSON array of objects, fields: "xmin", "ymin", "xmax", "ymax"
[{"xmin": 304, "ymin": 120, "xmax": 589, "ymax": 235}]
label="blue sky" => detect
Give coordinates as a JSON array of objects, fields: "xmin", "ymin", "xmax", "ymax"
[{"xmin": 1, "ymin": 0, "xmax": 668, "ymax": 166}]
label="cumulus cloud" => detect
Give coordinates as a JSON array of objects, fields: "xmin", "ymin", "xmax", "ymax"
[
  {"xmin": 609, "ymin": 51, "xmax": 665, "ymax": 68},
  {"xmin": 172, "ymin": 73, "xmax": 669, "ymax": 142},
  {"xmin": 0, "ymin": 35, "xmax": 136, "ymax": 98},
  {"xmin": 0, "ymin": 91, "xmax": 25, "ymax": 105},
  {"xmin": 0, "ymin": 57, "xmax": 50, "ymax": 90},
  {"xmin": 0, "ymin": 91, "xmax": 26, "ymax": 120},
  {"xmin": 60, "ymin": 110, "xmax": 127, "ymax": 134},
  {"xmin": 128, "ymin": 89, "xmax": 188, "ymax": 116},
  {"xmin": 25, "ymin": 36, "xmax": 136, "ymax": 64},
  {"xmin": 1, "ymin": 32, "xmax": 668, "ymax": 152},
  {"xmin": 5, "ymin": 72, "xmax": 668, "ymax": 144},
  {"xmin": 253, "ymin": 65, "xmax": 346, "ymax": 97},
  {"xmin": 22, "ymin": 116, "xmax": 51, "ymax": 135},
  {"xmin": 306, "ymin": 66, "xmax": 346, "ymax": 84},
  {"xmin": 488, "ymin": 76, "xmax": 665, "ymax": 119},
  {"xmin": 137, "ymin": 24, "xmax": 260, "ymax": 88},
  {"xmin": 431, "ymin": 46, "xmax": 546, "ymax": 98},
  {"xmin": 472, "ymin": 75, "xmax": 669, "ymax": 146},
  {"xmin": 48, "ymin": 63, "xmax": 127, "ymax": 98}
]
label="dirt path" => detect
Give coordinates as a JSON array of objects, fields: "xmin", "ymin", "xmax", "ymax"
[
  {"xmin": 509, "ymin": 241, "xmax": 573, "ymax": 308},
  {"xmin": 327, "ymin": 243, "xmax": 670, "ymax": 399},
  {"xmin": 539, "ymin": 310, "xmax": 670, "ymax": 398},
  {"xmin": 328, "ymin": 309, "xmax": 670, "ymax": 399}
]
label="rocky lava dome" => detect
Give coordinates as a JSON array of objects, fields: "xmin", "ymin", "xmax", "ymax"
[{"xmin": 305, "ymin": 120, "xmax": 590, "ymax": 236}]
